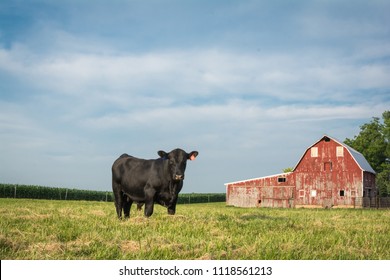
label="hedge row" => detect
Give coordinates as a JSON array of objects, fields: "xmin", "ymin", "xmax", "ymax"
[
  {"xmin": 0, "ymin": 184, "xmax": 225, "ymax": 204},
  {"xmin": 178, "ymin": 193, "xmax": 226, "ymax": 204}
]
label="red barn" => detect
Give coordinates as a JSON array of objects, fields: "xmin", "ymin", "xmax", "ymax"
[{"xmin": 225, "ymin": 135, "xmax": 376, "ymax": 208}]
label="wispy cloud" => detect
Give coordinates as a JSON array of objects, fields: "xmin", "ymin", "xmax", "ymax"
[{"xmin": 2, "ymin": 45, "xmax": 389, "ymax": 101}]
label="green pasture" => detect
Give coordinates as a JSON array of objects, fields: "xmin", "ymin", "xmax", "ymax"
[{"xmin": 0, "ymin": 198, "xmax": 389, "ymax": 260}]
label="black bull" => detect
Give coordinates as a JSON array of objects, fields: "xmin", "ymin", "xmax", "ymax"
[{"xmin": 112, "ymin": 148, "xmax": 198, "ymax": 218}]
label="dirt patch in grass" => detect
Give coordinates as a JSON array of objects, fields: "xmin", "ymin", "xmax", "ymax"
[
  {"xmin": 0, "ymin": 234, "xmax": 21, "ymax": 251},
  {"xmin": 121, "ymin": 240, "xmax": 141, "ymax": 252},
  {"xmin": 196, "ymin": 253, "xmax": 212, "ymax": 260},
  {"xmin": 89, "ymin": 210, "xmax": 107, "ymax": 217},
  {"xmin": 19, "ymin": 214, "xmax": 52, "ymax": 220},
  {"xmin": 29, "ymin": 241, "xmax": 65, "ymax": 257}
]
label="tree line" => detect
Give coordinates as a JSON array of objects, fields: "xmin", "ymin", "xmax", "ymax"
[{"xmin": 344, "ymin": 111, "xmax": 390, "ymax": 197}]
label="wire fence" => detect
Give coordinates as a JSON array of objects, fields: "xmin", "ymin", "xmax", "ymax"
[{"xmin": 355, "ymin": 197, "xmax": 390, "ymax": 208}]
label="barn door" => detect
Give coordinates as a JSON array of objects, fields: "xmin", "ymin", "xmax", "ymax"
[{"xmin": 323, "ymin": 171, "xmax": 333, "ymax": 208}]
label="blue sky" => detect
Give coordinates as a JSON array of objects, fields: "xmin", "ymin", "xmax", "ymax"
[{"xmin": 1, "ymin": 0, "xmax": 389, "ymax": 193}]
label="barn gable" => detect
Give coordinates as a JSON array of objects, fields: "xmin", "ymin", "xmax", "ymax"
[
  {"xmin": 293, "ymin": 135, "xmax": 375, "ymax": 174},
  {"xmin": 225, "ymin": 135, "xmax": 377, "ymax": 208}
]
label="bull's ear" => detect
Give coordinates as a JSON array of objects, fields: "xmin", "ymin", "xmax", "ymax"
[
  {"xmin": 188, "ymin": 151, "xmax": 198, "ymax": 161},
  {"xmin": 158, "ymin": 151, "xmax": 168, "ymax": 159}
]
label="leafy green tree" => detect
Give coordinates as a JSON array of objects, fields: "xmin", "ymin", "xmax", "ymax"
[
  {"xmin": 344, "ymin": 111, "xmax": 390, "ymax": 196},
  {"xmin": 376, "ymin": 169, "xmax": 390, "ymax": 197},
  {"xmin": 283, "ymin": 167, "xmax": 293, "ymax": 173}
]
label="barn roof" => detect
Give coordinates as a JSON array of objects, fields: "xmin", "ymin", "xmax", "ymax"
[
  {"xmin": 224, "ymin": 172, "xmax": 293, "ymax": 186},
  {"xmin": 293, "ymin": 135, "xmax": 376, "ymax": 174}
]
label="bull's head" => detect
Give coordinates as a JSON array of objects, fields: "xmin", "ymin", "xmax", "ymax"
[{"xmin": 158, "ymin": 148, "xmax": 198, "ymax": 181}]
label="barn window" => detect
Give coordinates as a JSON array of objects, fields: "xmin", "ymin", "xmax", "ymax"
[
  {"xmin": 299, "ymin": 190, "xmax": 305, "ymax": 197},
  {"xmin": 336, "ymin": 146, "xmax": 344, "ymax": 157},
  {"xmin": 311, "ymin": 190, "xmax": 317, "ymax": 197},
  {"xmin": 278, "ymin": 177, "xmax": 286, "ymax": 183},
  {"xmin": 339, "ymin": 190, "xmax": 345, "ymax": 197},
  {"xmin": 324, "ymin": 162, "xmax": 332, "ymax": 171},
  {"xmin": 311, "ymin": 147, "xmax": 318, "ymax": 157}
]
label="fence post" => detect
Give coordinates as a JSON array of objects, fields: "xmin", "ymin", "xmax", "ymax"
[
  {"xmin": 65, "ymin": 189, "xmax": 68, "ymax": 200},
  {"xmin": 14, "ymin": 185, "xmax": 17, "ymax": 198}
]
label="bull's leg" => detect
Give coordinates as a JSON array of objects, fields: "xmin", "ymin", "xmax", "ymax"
[
  {"xmin": 144, "ymin": 201, "xmax": 154, "ymax": 217},
  {"xmin": 167, "ymin": 205, "xmax": 176, "ymax": 215},
  {"xmin": 136, "ymin": 202, "xmax": 144, "ymax": 211},
  {"xmin": 123, "ymin": 195, "xmax": 132, "ymax": 219},
  {"xmin": 144, "ymin": 186, "xmax": 156, "ymax": 217},
  {"xmin": 113, "ymin": 188, "xmax": 123, "ymax": 219},
  {"xmin": 167, "ymin": 195, "xmax": 178, "ymax": 215},
  {"xmin": 167, "ymin": 201, "xmax": 177, "ymax": 215}
]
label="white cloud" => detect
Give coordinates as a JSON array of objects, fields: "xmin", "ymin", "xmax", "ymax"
[{"xmin": 2, "ymin": 45, "xmax": 389, "ymax": 106}]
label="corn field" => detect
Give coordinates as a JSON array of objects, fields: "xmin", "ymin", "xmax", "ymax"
[{"xmin": 0, "ymin": 184, "xmax": 225, "ymax": 204}]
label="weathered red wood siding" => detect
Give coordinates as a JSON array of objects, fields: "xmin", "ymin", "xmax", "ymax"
[
  {"xmin": 294, "ymin": 137, "xmax": 364, "ymax": 208},
  {"xmin": 226, "ymin": 173, "xmax": 295, "ymax": 208}
]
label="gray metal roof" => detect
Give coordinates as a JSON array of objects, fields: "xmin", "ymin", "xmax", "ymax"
[{"xmin": 331, "ymin": 136, "xmax": 376, "ymax": 174}]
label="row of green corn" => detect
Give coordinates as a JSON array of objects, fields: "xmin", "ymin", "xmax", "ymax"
[{"xmin": 0, "ymin": 183, "xmax": 225, "ymax": 203}]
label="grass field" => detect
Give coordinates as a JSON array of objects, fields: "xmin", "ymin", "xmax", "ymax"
[{"xmin": 0, "ymin": 198, "xmax": 389, "ymax": 260}]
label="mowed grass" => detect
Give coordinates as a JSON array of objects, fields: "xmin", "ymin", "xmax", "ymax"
[{"xmin": 0, "ymin": 198, "xmax": 389, "ymax": 260}]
